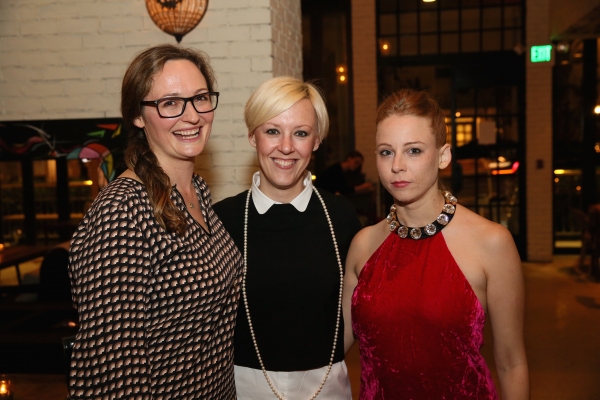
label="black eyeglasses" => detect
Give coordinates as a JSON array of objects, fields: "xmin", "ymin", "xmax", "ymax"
[{"xmin": 140, "ymin": 92, "xmax": 219, "ymax": 118}]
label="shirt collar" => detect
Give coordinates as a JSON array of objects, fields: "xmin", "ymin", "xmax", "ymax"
[{"xmin": 251, "ymin": 171, "xmax": 314, "ymax": 214}]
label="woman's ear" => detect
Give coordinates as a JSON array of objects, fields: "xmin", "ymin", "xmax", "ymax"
[
  {"xmin": 248, "ymin": 131, "xmax": 256, "ymax": 148},
  {"xmin": 133, "ymin": 115, "xmax": 145, "ymax": 129},
  {"xmin": 439, "ymin": 144, "xmax": 452, "ymax": 169},
  {"xmin": 313, "ymin": 138, "xmax": 321, "ymax": 152}
]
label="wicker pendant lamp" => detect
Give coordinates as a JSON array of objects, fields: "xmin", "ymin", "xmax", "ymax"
[{"xmin": 145, "ymin": 0, "xmax": 208, "ymax": 43}]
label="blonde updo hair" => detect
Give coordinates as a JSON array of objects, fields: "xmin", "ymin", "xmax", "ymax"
[{"xmin": 244, "ymin": 76, "xmax": 329, "ymax": 141}]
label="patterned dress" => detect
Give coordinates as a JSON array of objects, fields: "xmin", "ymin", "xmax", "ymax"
[{"xmin": 68, "ymin": 176, "xmax": 242, "ymax": 400}]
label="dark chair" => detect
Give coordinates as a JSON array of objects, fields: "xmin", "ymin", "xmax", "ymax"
[{"xmin": 38, "ymin": 246, "xmax": 72, "ymax": 302}]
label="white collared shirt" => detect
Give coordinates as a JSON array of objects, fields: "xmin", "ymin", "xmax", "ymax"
[{"xmin": 250, "ymin": 171, "xmax": 314, "ymax": 214}]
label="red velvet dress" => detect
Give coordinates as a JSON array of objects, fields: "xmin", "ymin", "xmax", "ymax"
[{"xmin": 351, "ymin": 232, "xmax": 498, "ymax": 400}]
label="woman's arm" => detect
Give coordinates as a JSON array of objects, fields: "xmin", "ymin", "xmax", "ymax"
[
  {"xmin": 485, "ymin": 225, "xmax": 530, "ymax": 400},
  {"xmin": 342, "ymin": 223, "xmax": 386, "ymax": 354},
  {"xmin": 68, "ymin": 199, "xmax": 152, "ymax": 399},
  {"xmin": 342, "ymin": 241, "xmax": 360, "ymax": 354}
]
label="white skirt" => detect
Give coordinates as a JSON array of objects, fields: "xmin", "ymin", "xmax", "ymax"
[{"xmin": 235, "ymin": 361, "xmax": 352, "ymax": 400}]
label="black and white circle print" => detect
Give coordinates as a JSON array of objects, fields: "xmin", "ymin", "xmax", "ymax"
[{"xmin": 68, "ymin": 176, "xmax": 242, "ymax": 400}]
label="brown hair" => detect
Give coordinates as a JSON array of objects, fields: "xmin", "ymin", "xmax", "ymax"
[
  {"xmin": 121, "ymin": 43, "xmax": 216, "ymax": 235},
  {"xmin": 376, "ymin": 89, "xmax": 447, "ymax": 147}
]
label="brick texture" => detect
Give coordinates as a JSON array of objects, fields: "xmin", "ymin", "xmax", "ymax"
[
  {"xmin": 0, "ymin": 0, "xmax": 302, "ymax": 202},
  {"xmin": 351, "ymin": 0, "xmax": 380, "ymax": 213},
  {"xmin": 526, "ymin": 0, "xmax": 553, "ymax": 262}
]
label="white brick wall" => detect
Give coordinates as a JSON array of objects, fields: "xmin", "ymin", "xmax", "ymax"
[{"xmin": 0, "ymin": 0, "xmax": 303, "ymax": 202}]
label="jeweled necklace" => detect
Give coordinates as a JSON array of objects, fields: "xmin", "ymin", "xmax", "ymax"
[
  {"xmin": 387, "ymin": 191, "xmax": 457, "ymax": 239},
  {"xmin": 242, "ymin": 187, "xmax": 343, "ymax": 400}
]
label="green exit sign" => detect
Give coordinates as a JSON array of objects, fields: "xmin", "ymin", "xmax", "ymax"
[{"xmin": 531, "ymin": 45, "xmax": 552, "ymax": 62}]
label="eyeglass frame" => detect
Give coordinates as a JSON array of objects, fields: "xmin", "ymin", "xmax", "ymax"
[{"xmin": 139, "ymin": 91, "xmax": 220, "ymax": 118}]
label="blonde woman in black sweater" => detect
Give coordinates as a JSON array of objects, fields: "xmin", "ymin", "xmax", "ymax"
[{"xmin": 214, "ymin": 76, "xmax": 362, "ymax": 400}]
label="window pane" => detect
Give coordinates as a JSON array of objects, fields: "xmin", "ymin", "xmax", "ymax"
[
  {"xmin": 421, "ymin": 0, "xmax": 437, "ymax": 11},
  {"xmin": 440, "ymin": 0, "xmax": 460, "ymax": 9},
  {"xmin": 477, "ymin": 87, "xmax": 497, "ymax": 115},
  {"xmin": 498, "ymin": 116, "xmax": 519, "ymax": 142},
  {"xmin": 441, "ymin": 33, "xmax": 459, "ymax": 53},
  {"xmin": 462, "ymin": 9, "xmax": 480, "ymax": 30},
  {"xmin": 504, "ymin": 5, "xmax": 522, "ymax": 28},
  {"xmin": 462, "ymin": 0, "xmax": 480, "ymax": 8},
  {"xmin": 399, "ymin": 12, "xmax": 418, "ymax": 34},
  {"xmin": 504, "ymin": 29, "xmax": 522, "ymax": 51},
  {"xmin": 400, "ymin": 35, "xmax": 418, "ymax": 55},
  {"xmin": 378, "ymin": 0, "xmax": 397, "ymax": 13},
  {"xmin": 441, "ymin": 10, "xmax": 459, "ymax": 32},
  {"xmin": 496, "ymin": 86, "xmax": 519, "ymax": 115},
  {"xmin": 482, "ymin": 30, "xmax": 501, "ymax": 51},
  {"xmin": 379, "ymin": 37, "xmax": 398, "ymax": 57},
  {"xmin": 379, "ymin": 14, "xmax": 397, "ymax": 35},
  {"xmin": 421, "ymin": 34, "xmax": 438, "ymax": 54},
  {"xmin": 482, "ymin": 7, "xmax": 501, "ymax": 29},
  {"xmin": 462, "ymin": 31, "xmax": 480, "ymax": 52},
  {"xmin": 399, "ymin": 0, "xmax": 418, "ymax": 12},
  {"xmin": 420, "ymin": 11, "xmax": 438, "ymax": 33}
]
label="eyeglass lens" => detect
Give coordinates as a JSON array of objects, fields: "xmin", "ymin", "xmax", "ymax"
[{"xmin": 157, "ymin": 93, "xmax": 218, "ymax": 117}]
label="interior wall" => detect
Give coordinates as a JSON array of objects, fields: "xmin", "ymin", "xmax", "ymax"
[{"xmin": 0, "ymin": 0, "xmax": 303, "ymax": 202}]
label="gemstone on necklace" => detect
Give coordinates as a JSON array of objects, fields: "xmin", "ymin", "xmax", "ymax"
[
  {"xmin": 387, "ymin": 213, "xmax": 394, "ymax": 224},
  {"xmin": 424, "ymin": 224, "xmax": 437, "ymax": 235},
  {"xmin": 387, "ymin": 191, "xmax": 457, "ymax": 240},
  {"xmin": 410, "ymin": 228, "xmax": 422, "ymax": 239},
  {"xmin": 437, "ymin": 213, "xmax": 450, "ymax": 225},
  {"xmin": 398, "ymin": 225, "xmax": 409, "ymax": 238},
  {"xmin": 443, "ymin": 204, "xmax": 456, "ymax": 214}
]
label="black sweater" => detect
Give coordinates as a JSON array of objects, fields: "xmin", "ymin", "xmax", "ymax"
[{"xmin": 213, "ymin": 189, "xmax": 362, "ymax": 371}]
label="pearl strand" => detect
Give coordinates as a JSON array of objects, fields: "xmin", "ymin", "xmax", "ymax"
[{"xmin": 242, "ymin": 188, "xmax": 344, "ymax": 400}]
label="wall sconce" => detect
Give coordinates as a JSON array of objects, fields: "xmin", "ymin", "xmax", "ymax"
[
  {"xmin": 336, "ymin": 65, "xmax": 348, "ymax": 84},
  {"xmin": 145, "ymin": 0, "xmax": 209, "ymax": 43}
]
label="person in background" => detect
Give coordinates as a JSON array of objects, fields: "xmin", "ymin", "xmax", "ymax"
[
  {"xmin": 68, "ymin": 44, "xmax": 242, "ymax": 400},
  {"xmin": 315, "ymin": 151, "xmax": 374, "ymax": 196},
  {"xmin": 343, "ymin": 88, "xmax": 529, "ymax": 399},
  {"xmin": 213, "ymin": 76, "xmax": 362, "ymax": 400}
]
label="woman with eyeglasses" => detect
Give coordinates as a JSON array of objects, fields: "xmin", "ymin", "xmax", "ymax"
[{"xmin": 68, "ymin": 44, "xmax": 242, "ymax": 400}]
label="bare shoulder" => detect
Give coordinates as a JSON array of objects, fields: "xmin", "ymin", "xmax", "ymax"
[
  {"xmin": 450, "ymin": 204, "xmax": 516, "ymax": 252},
  {"xmin": 347, "ymin": 219, "xmax": 389, "ymax": 276}
]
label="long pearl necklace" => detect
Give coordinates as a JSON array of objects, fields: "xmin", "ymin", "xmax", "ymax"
[{"xmin": 242, "ymin": 188, "xmax": 343, "ymax": 400}]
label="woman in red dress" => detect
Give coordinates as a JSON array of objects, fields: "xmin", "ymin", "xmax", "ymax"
[{"xmin": 343, "ymin": 89, "xmax": 529, "ymax": 399}]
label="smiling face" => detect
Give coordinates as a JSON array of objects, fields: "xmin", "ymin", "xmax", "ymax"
[
  {"xmin": 376, "ymin": 114, "xmax": 451, "ymax": 206},
  {"xmin": 249, "ymin": 98, "xmax": 321, "ymax": 203},
  {"xmin": 134, "ymin": 59, "xmax": 214, "ymax": 171}
]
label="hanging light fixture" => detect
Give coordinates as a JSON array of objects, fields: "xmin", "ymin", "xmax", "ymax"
[{"xmin": 145, "ymin": 0, "xmax": 209, "ymax": 43}]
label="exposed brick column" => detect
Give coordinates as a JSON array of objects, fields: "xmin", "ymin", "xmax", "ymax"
[
  {"xmin": 351, "ymin": 0, "xmax": 379, "ymax": 213},
  {"xmin": 526, "ymin": 0, "xmax": 553, "ymax": 262}
]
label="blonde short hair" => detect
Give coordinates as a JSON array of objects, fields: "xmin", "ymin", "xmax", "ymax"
[{"xmin": 244, "ymin": 76, "xmax": 329, "ymax": 140}]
